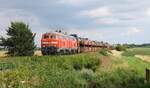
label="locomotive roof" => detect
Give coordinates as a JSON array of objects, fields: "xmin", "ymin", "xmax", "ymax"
[
  {"xmin": 43, "ymin": 32, "xmax": 111, "ymax": 46},
  {"xmin": 44, "ymin": 32, "xmax": 76, "ymax": 39}
]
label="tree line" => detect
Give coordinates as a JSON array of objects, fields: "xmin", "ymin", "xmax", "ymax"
[{"xmin": 125, "ymin": 44, "xmax": 150, "ymax": 48}]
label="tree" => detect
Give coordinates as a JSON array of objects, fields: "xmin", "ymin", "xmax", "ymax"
[{"xmin": 0, "ymin": 22, "xmax": 36, "ymax": 56}]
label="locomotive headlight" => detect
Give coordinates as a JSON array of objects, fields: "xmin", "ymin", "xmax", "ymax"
[
  {"xmin": 42, "ymin": 42, "xmax": 49, "ymax": 44},
  {"xmin": 51, "ymin": 42, "xmax": 58, "ymax": 44}
]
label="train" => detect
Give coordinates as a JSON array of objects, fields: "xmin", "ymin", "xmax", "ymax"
[{"xmin": 41, "ymin": 31, "xmax": 112, "ymax": 55}]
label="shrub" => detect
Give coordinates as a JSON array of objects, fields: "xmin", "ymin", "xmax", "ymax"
[
  {"xmin": 73, "ymin": 62, "xmax": 82, "ymax": 70},
  {"xmin": 115, "ymin": 44, "xmax": 127, "ymax": 51},
  {"xmin": 99, "ymin": 48, "xmax": 111, "ymax": 56},
  {"xmin": 73, "ymin": 58, "xmax": 100, "ymax": 72},
  {"xmin": 83, "ymin": 58, "xmax": 100, "ymax": 72},
  {"xmin": 80, "ymin": 69, "xmax": 95, "ymax": 82}
]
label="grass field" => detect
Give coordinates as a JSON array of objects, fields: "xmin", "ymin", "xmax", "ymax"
[
  {"xmin": 0, "ymin": 49, "xmax": 150, "ymax": 88},
  {"xmin": 122, "ymin": 48, "xmax": 150, "ymax": 56},
  {"xmin": 0, "ymin": 51, "xmax": 42, "ymax": 58}
]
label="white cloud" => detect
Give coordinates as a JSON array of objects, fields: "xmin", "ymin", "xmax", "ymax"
[
  {"xmin": 80, "ymin": 6, "xmax": 112, "ymax": 18},
  {"xmin": 123, "ymin": 27, "xmax": 142, "ymax": 36}
]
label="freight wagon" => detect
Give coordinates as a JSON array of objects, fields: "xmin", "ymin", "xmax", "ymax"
[{"xmin": 41, "ymin": 31, "xmax": 112, "ymax": 55}]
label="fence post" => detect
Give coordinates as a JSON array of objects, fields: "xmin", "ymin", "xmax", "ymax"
[{"xmin": 145, "ymin": 68, "xmax": 150, "ymax": 83}]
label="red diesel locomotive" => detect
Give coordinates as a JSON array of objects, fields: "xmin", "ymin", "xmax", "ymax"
[
  {"xmin": 41, "ymin": 32, "xmax": 78, "ymax": 55},
  {"xmin": 41, "ymin": 31, "xmax": 112, "ymax": 55}
]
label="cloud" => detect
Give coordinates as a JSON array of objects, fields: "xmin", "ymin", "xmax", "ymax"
[
  {"xmin": 95, "ymin": 18, "xmax": 120, "ymax": 24},
  {"xmin": 80, "ymin": 6, "xmax": 112, "ymax": 18},
  {"xmin": 146, "ymin": 8, "xmax": 150, "ymax": 16},
  {"xmin": 119, "ymin": 13, "xmax": 144, "ymax": 21},
  {"xmin": 0, "ymin": 9, "xmax": 41, "ymax": 29},
  {"xmin": 123, "ymin": 27, "xmax": 142, "ymax": 36},
  {"xmin": 58, "ymin": 0, "xmax": 92, "ymax": 5},
  {"xmin": 0, "ymin": 0, "xmax": 150, "ymax": 44},
  {"xmin": 78, "ymin": 6, "xmax": 117, "ymax": 25},
  {"xmin": 0, "ymin": 8, "xmax": 46, "ymax": 46},
  {"xmin": 65, "ymin": 28, "xmax": 108, "ymax": 43}
]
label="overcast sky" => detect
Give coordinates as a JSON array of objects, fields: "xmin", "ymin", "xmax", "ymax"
[{"xmin": 0, "ymin": 0, "xmax": 150, "ymax": 46}]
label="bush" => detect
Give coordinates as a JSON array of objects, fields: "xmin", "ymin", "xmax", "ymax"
[
  {"xmin": 99, "ymin": 49, "xmax": 111, "ymax": 56},
  {"xmin": 73, "ymin": 62, "xmax": 82, "ymax": 70},
  {"xmin": 115, "ymin": 44, "xmax": 127, "ymax": 51},
  {"xmin": 73, "ymin": 58, "xmax": 100, "ymax": 72},
  {"xmin": 80, "ymin": 69, "xmax": 95, "ymax": 82},
  {"xmin": 83, "ymin": 58, "xmax": 100, "ymax": 72}
]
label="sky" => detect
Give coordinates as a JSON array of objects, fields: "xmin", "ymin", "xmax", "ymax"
[{"xmin": 0, "ymin": 0, "xmax": 150, "ymax": 46}]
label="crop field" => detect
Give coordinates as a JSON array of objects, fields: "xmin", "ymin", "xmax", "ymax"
[
  {"xmin": 122, "ymin": 48, "xmax": 150, "ymax": 56},
  {"xmin": 0, "ymin": 48, "xmax": 150, "ymax": 88}
]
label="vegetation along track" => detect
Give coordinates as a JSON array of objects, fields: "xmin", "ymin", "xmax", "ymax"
[{"xmin": 0, "ymin": 49, "xmax": 150, "ymax": 88}]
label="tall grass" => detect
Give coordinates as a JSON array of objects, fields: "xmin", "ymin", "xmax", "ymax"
[
  {"xmin": 0, "ymin": 52, "xmax": 150, "ymax": 88},
  {"xmin": 93, "ymin": 55, "xmax": 150, "ymax": 88},
  {"xmin": 0, "ymin": 53, "xmax": 101, "ymax": 88}
]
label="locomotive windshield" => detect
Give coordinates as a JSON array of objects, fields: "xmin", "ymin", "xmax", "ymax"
[
  {"xmin": 43, "ymin": 34, "xmax": 56, "ymax": 39},
  {"xmin": 43, "ymin": 35, "xmax": 49, "ymax": 39}
]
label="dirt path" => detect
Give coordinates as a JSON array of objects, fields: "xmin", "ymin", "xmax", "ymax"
[
  {"xmin": 100, "ymin": 56, "xmax": 111, "ymax": 69},
  {"xmin": 0, "ymin": 51, "xmax": 7, "ymax": 58},
  {"xmin": 34, "ymin": 51, "xmax": 42, "ymax": 56},
  {"xmin": 100, "ymin": 50, "xmax": 122, "ymax": 68},
  {"xmin": 135, "ymin": 55, "xmax": 150, "ymax": 63},
  {"xmin": 111, "ymin": 50, "xmax": 123, "ymax": 57}
]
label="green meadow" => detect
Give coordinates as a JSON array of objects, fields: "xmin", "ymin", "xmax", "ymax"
[{"xmin": 0, "ymin": 48, "xmax": 150, "ymax": 88}]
